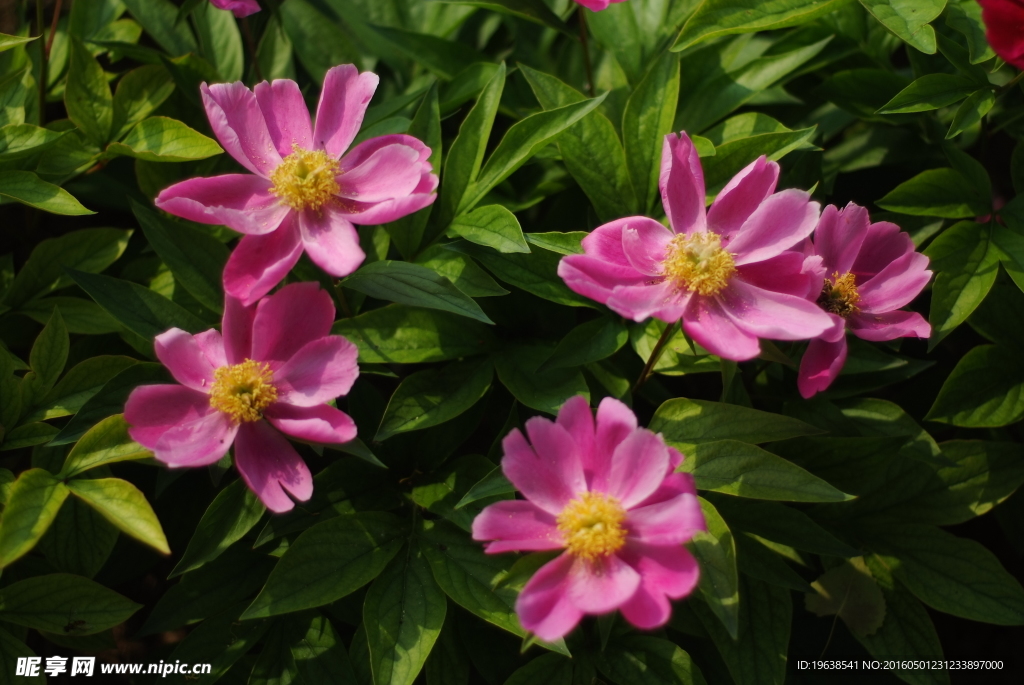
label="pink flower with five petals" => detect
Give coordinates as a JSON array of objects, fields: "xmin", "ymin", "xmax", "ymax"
[
  {"xmin": 125, "ymin": 283, "xmax": 359, "ymax": 513},
  {"xmin": 211, "ymin": 0, "xmax": 260, "ymax": 18},
  {"xmin": 156, "ymin": 65, "xmax": 438, "ymax": 305},
  {"xmin": 472, "ymin": 396, "xmax": 705, "ymax": 641},
  {"xmin": 558, "ymin": 132, "xmax": 834, "ymax": 361},
  {"xmin": 797, "ymin": 203, "xmax": 932, "ymax": 398}
]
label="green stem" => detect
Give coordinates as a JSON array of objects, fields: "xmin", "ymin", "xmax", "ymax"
[{"xmin": 633, "ymin": 321, "xmax": 677, "ymax": 393}]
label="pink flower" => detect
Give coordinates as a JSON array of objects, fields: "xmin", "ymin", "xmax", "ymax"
[
  {"xmin": 978, "ymin": 0, "xmax": 1024, "ymax": 69},
  {"xmin": 211, "ymin": 0, "xmax": 260, "ymax": 18},
  {"xmin": 574, "ymin": 0, "xmax": 627, "ymax": 10},
  {"xmin": 472, "ymin": 396, "xmax": 705, "ymax": 641},
  {"xmin": 558, "ymin": 132, "xmax": 833, "ymax": 361},
  {"xmin": 125, "ymin": 283, "xmax": 359, "ymax": 513},
  {"xmin": 156, "ymin": 65, "xmax": 438, "ymax": 305},
  {"xmin": 797, "ymin": 203, "xmax": 932, "ymax": 398}
]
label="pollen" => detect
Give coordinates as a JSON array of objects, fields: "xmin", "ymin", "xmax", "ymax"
[
  {"xmin": 662, "ymin": 231, "xmax": 737, "ymax": 296},
  {"xmin": 557, "ymin": 491, "xmax": 628, "ymax": 562},
  {"xmin": 269, "ymin": 145, "xmax": 340, "ymax": 212},
  {"xmin": 208, "ymin": 359, "xmax": 278, "ymax": 423},
  {"xmin": 818, "ymin": 271, "xmax": 861, "ymax": 318}
]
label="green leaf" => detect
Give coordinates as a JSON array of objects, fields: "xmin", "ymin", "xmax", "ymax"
[
  {"xmin": 21, "ymin": 355, "xmax": 135, "ymax": 423},
  {"xmin": 250, "ymin": 612, "xmax": 358, "ymax": 685},
  {"xmin": 122, "ymin": 0, "xmax": 198, "ymax": 56},
  {"xmin": 110, "ymin": 65, "xmax": 176, "ymax": 141},
  {"xmin": 167, "ymin": 601, "xmax": 270, "ymax": 681},
  {"xmin": 597, "ymin": 636, "xmax": 706, "ymax": 685},
  {"xmin": 67, "ymin": 477, "xmax": 169, "ymax": 555},
  {"xmin": 28, "ymin": 307, "xmax": 69, "ymax": 397},
  {"xmin": 681, "ymin": 440, "xmax": 853, "ymax": 502},
  {"xmin": 133, "ymin": 199, "xmax": 228, "ymax": 313},
  {"xmin": 923, "ymin": 221, "xmax": 999, "ymax": 348},
  {"xmin": 364, "ymin": 546, "xmax": 447, "ymax": 685},
  {"xmin": 504, "ymin": 653, "xmax": 572, "ymax": 685},
  {"xmin": 878, "ymin": 169, "xmax": 988, "ymax": 218},
  {"xmin": 16, "ymin": 296, "xmax": 119, "ymax": 335},
  {"xmin": 0, "ymin": 469, "xmax": 69, "ymax": 567},
  {"xmin": 279, "ymin": 0, "xmax": 357, "ymax": 83},
  {"xmin": 40, "ymin": 497, "xmax": 118, "ymax": 579},
  {"xmin": 171, "ymin": 478, "xmax": 266, "ymax": 578},
  {"xmin": 332, "ymin": 304, "xmax": 495, "ymax": 364},
  {"xmin": 946, "ymin": 89, "xmax": 995, "ymax": 139},
  {"xmin": 494, "ymin": 344, "xmax": 589, "ymax": 415},
  {"xmin": 860, "ymin": 0, "xmax": 946, "ymax": 54},
  {"xmin": 0, "ymin": 124, "xmax": 65, "ymax": 161},
  {"xmin": 449, "ymin": 205, "xmax": 529, "ymax": 254},
  {"xmin": 691, "ymin": 497, "xmax": 740, "ymax": 639},
  {"xmin": 410, "ymin": 456, "xmax": 501, "ymax": 533},
  {"xmin": 0, "ymin": 33, "xmax": 36, "ymax": 52},
  {"xmin": 377, "ymin": 359, "xmax": 493, "ymax": 441},
  {"xmin": 242, "ymin": 512, "xmax": 406, "ymax": 619},
  {"xmin": 805, "ymin": 557, "xmax": 886, "ymax": 636},
  {"xmin": 524, "ymin": 232, "xmax": 586, "ymax": 256},
  {"xmin": 0, "ymin": 628, "xmax": 44, "ymax": 684},
  {"xmin": 65, "ymin": 36, "xmax": 113, "ymax": 144},
  {"xmin": 0, "ymin": 423, "xmax": 59, "ymax": 451},
  {"xmin": 650, "ymin": 398, "xmax": 823, "ymax": 450},
  {"xmin": 877, "ymin": 73, "xmax": 977, "ymax": 113},
  {"xmin": 715, "ymin": 497, "xmax": 862, "ymax": 557},
  {"xmin": 701, "ymin": 113, "xmax": 817, "ymax": 194},
  {"xmin": 344, "ymin": 261, "xmax": 493, "ymax": 325},
  {"xmin": 414, "ymin": 246, "xmax": 508, "ymax": 298},
  {"xmin": 735, "ymin": 533, "xmax": 813, "ymax": 593},
  {"xmin": 946, "ymin": 0, "xmax": 995, "ymax": 64},
  {"xmin": 520, "ymin": 65, "xmax": 638, "ymax": 222},
  {"xmin": 540, "ymin": 316, "xmax": 628, "ymax": 371},
  {"xmin": 927, "ymin": 345, "xmax": 1024, "ymax": 427},
  {"xmin": 58, "ymin": 414, "xmax": 151, "ymax": 478},
  {"xmin": 0, "ymin": 171, "xmax": 93, "ymax": 215},
  {"xmin": 193, "ymin": 2, "xmax": 244, "ymax": 82},
  {"xmin": 386, "ymin": 84, "xmax": 441, "ymax": 258},
  {"xmin": 107, "ymin": 116, "xmax": 222, "ymax": 162},
  {"xmin": 438, "ymin": 0, "xmax": 569, "ymax": 34},
  {"xmin": 0, "ymin": 573, "xmax": 141, "ymax": 635},
  {"xmin": 673, "ymin": 0, "xmax": 852, "ymax": 51},
  {"xmin": 372, "ymin": 26, "xmax": 488, "ymax": 82},
  {"xmin": 454, "ymin": 467, "xmax": 514, "ymax": 511},
  {"xmin": 623, "ymin": 51, "xmax": 679, "ymax": 213}
]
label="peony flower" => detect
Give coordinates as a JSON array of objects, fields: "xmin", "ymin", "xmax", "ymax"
[
  {"xmin": 125, "ymin": 283, "xmax": 359, "ymax": 512},
  {"xmin": 978, "ymin": 0, "xmax": 1024, "ymax": 69},
  {"xmin": 211, "ymin": 0, "xmax": 260, "ymax": 18},
  {"xmin": 797, "ymin": 203, "xmax": 932, "ymax": 398},
  {"xmin": 558, "ymin": 132, "xmax": 833, "ymax": 361},
  {"xmin": 156, "ymin": 65, "xmax": 438, "ymax": 306},
  {"xmin": 574, "ymin": 0, "xmax": 627, "ymax": 11},
  {"xmin": 472, "ymin": 396, "xmax": 705, "ymax": 641}
]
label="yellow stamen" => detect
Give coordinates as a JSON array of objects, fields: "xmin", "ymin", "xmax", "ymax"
[
  {"xmin": 556, "ymin": 492, "xmax": 628, "ymax": 562},
  {"xmin": 818, "ymin": 271, "xmax": 860, "ymax": 318},
  {"xmin": 662, "ymin": 232, "xmax": 736, "ymax": 296},
  {"xmin": 208, "ymin": 359, "xmax": 278, "ymax": 423},
  {"xmin": 269, "ymin": 144, "xmax": 340, "ymax": 212}
]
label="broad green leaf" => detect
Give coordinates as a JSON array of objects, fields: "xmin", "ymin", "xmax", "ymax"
[
  {"xmin": 623, "ymin": 51, "xmax": 679, "ymax": 212},
  {"xmin": 449, "ymin": 205, "xmax": 529, "ymax": 254},
  {"xmin": 122, "ymin": 0, "xmax": 198, "ymax": 56},
  {"xmin": 673, "ymin": 0, "xmax": 852, "ymax": 51},
  {"xmin": 27, "ymin": 307, "xmax": 69, "ymax": 398},
  {"xmin": 524, "ymin": 232, "xmax": 586, "ymax": 256},
  {"xmin": 414, "ymin": 246, "xmax": 508, "ymax": 298},
  {"xmin": 715, "ymin": 496, "xmax": 861, "ymax": 557},
  {"xmin": 386, "ymin": 83, "xmax": 441, "ymax": 257},
  {"xmin": 250, "ymin": 612, "xmax": 359, "ymax": 685},
  {"xmin": 691, "ymin": 497, "xmax": 739, "ymax": 639},
  {"xmin": 0, "ymin": 124, "xmax": 65, "ymax": 161},
  {"xmin": 424, "ymin": 619, "xmax": 469, "ymax": 685},
  {"xmin": 21, "ymin": 355, "xmax": 134, "ymax": 423},
  {"xmin": 630, "ymin": 319, "xmax": 720, "ymax": 376},
  {"xmin": 0, "ymin": 573, "xmax": 141, "ymax": 635},
  {"xmin": 344, "ymin": 261, "xmax": 493, "ymax": 325},
  {"xmin": 256, "ymin": 15, "xmax": 297, "ymax": 82},
  {"xmin": 968, "ymin": 270, "xmax": 1024, "ymax": 345},
  {"xmin": 332, "ymin": 304, "xmax": 495, "ymax": 364},
  {"xmin": 280, "ymin": 0, "xmax": 357, "ymax": 83},
  {"xmin": 242, "ymin": 512, "xmax": 406, "ymax": 619},
  {"xmin": 877, "ymin": 73, "xmax": 977, "ymax": 113},
  {"xmin": 65, "ymin": 36, "xmax": 113, "ymax": 144},
  {"xmin": 597, "ymin": 636, "xmax": 706, "ymax": 685},
  {"xmin": 67, "ymin": 478, "xmax": 169, "ymax": 555},
  {"xmin": 735, "ymin": 533, "xmax": 813, "ymax": 593},
  {"xmin": 58, "ymin": 414, "xmax": 151, "ymax": 478},
  {"xmin": 373, "ymin": 26, "xmax": 488, "ymax": 81},
  {"xmin": 410, "ymin": 456, "xmax": 502, "ymax": 533},
  {"xmin": 860, "ymin": 0, "xmax": 946, "ymax": 54},
  {"xmin": 454, "ymin": 467, "xmax": 514, "ymax": 511},
  {"xmin": 945, "ymin": 0, "xmax": 995, "ymax": 64},
  {"xmin": 923, "ymin": 221, "xmax": 999, "ymax": 347},
  {"xmin": 0, "ymin": 423, "xmax": 59, "ymax": 451},
  {"xmin": 805, "ymin": 557, "xmax": 886, "ymax": 636},
  {"xmin": 927, "ymin": 345, "xmax": 1024, "ymax": 427},
  {"xmin": 133, "ymin": 199, "xmax": 228, "ymax": 313},
  {"xmin": 540, "ymin": 316, "xmax": 628, "ymax": 371},
  {"xmin": 0, "ymin": 469, "xmax": 69, "ymax": 567},
  {"xmin": 17, "ymin": 297, "xmax": 120, "ymax": 335},
  {"xmin": 650, "ymin": 398, "xmax": 822, "ymax": 450},
  {"xmin": 110, "ymin": 65, "xmax": 176, "ymax": 141},
  {"xmin": 494, "ymin": 344, "xmax": 589, "ymax": 415},
  {"xmin": 107, "ymin": 116, "xmax": 222, "ymax": 162},
  {"xmin": 0, "ymin": 33, "xmax": 36, "ymax": 52},
  {"xmin": 818, "ymin": 68, "xmax": 910, "ymax": 119},
  {"xmin": 167, "ymin": 601, "xmax": 270, "ymax": 681},
  {"xmin": 364, "ymin": 547, "xmax": 447, "ymax": 685},
  {"xmin": 438, "ymin": 0, "xmax": 569, "ymax": 34},
  {"xmin": 376, "ymin": 359, "xmax": 493, "ymax": 441},
  {"xmin": 946, "ymin": 89, "xmax": 995, "ymax": 139},
  {"xmin": 0, "ymin": 171, "xmax": 93, "ymax": 215},
  {"xmin": 682, "ymin": 440, "xmax": 853, "ymax": 502},
  {"xmin": 193, "ymin": 2, "xmax": 244, "ymax": 82},
  {"xmin": 588, "ymin": 0, "xmax": 694, "ymax": 86},
  {"xmin": 701, "ymin": 113, "xmax": 816, "ymax": 194},
  {"xmin": 504, "ymin": 653, "xmax": 572, "ymax": 685},
  {"xmin": 40, "ymin": 497, "xmax": 118, "ymax": 579},
  {"xmin": 171, "ymin": 478, "xmax": 266, "ymax": 577}
]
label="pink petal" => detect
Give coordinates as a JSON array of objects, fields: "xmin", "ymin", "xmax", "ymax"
[
  {"xmin": 607, "ymin": 281, "xmax": 690, "ymax": 323},
  {"xmin": 194, "ymin": 329, "xmax": 227, "ymax": 369},
  {"xmin": 313, "ymin": 65, "xmax": 379, "ymax": 158},
  {"xmin": 580, "ymin": 217, "xmax": 650, "ymax": 267},
  {"xmin": 254, "ymin": 79, "xmax": 313, "ymax": 157},
  {"xmin": 264, "ymin": 403, "xmax": 357, "ymax": 444},
  {"xmin": 659, "ymin": 133, "xmax": 706, "ymax": 236},
  {"xmin": 501, "ymin": 421, "xmax": 586, "ymax": 517},
  {"xmin": 298, "ymin": 207, "xmax": 366, "ymax": 277},
  {"xmin": 627, "ymin": 491, "xmax": 704, "ymax": 545},
  {"xmin": 707, "ymin": 156, "xmax": 779, "ymax": 242},
  {"xmin": 233, "ymin": 420, "xmax": 313, "ymax": 513},
  {"xmin": 223, "ymin": 214, "xmax": 304, "ymax": 306},
  {"xmin": 813, "ymin": 203, "xmax": 869, "ymax": 275},
  {"xmin": 852, "ymin": 221, "xmax": 915, "ymax": 280},
  {"xmin": 201, "ymin": 82, "xmax": 282, "ymax": 177},
  {"xmin": 718, "ymin": 279, "xmax": 833, "ymax": 341},
  {"xmin": 274, "ymin": 336, "xmax": 360, "ymax": 406},
  {"xmin": 155, "ymin": 175, "xmax": 288, "ymax": 236},
  {"xmin": 556, "ymin": 396, "xmax": 596, "ymax": 481},
  {"xmin": 211, "ymin": 0, "xmax": 260, "ymax": 18},
  {"xmin": 681, "ymin": 295, "xmax": 761, "ymax": 361},
  {"xmin": 618, "ymin": 542, "xmax": 700, "ymax": 629},
  {"xmin": 332, "ymin": 190, "xmax": 437, "ymax": 226},
  {"xmin": 736, "ymin": 251, "xmax": 824, "ymax": 299},
  {"xmin": 558, "ymin": 254, "xmax": 648, "ymax": 306},
  {"xmin": 338, "ymin": 135, "xmax": 432, "ymax": 202},
  {"xmin": 250, "ymin": 281, "xmax": 336, "ymax": 364},
  {"xmin": 605, "ymin": 429, "xmax": 671, "ymax": 509},
  {"xmin": 575, "ymin": 0, "xmax": 612, "ymax": 10},
  {"xmin": 516, "ymin": 553, "xmax": 584, "ymax": 642},
  {"xmin": 154, "ymin": 328, "xmax": 217, "ymax": 392},
  {"xmin": 797, "ymin": 335, "xmax": 848, "ymax": 398},
  {"xmin": 565, "ymin": 554, "xmax": 641, "ymax": 614},
  {"xmin": 856, "ymin": 252, "xmax": 932, "ymax": 313},
  {"xmin": 621, "ymin": 221, "xmax": 673, "ymax": 276},
  {"xmin": 587, "ymin": 397, "xmax": 639, "ymax": 493},
  {"xmin": 728, "ymin": 189, "xmax": 820, "ymax": 266},
  {"xmin": 849, "ymin": 310, "xmax": 931, "ymax": 342},
  {"xmin": 471, "ymin": 500, "xmax": 563, "ymax": 554},
  {"xmin": 125, "ymin": 385, "xmax": 237, "ymax": 467},
  {"xmin": 222, "ymin": 295, "xmax": 255, "ymax": 365},
  {"xmin": 637, "ymin": 470, "xmax": 699, "ymax": 509}
]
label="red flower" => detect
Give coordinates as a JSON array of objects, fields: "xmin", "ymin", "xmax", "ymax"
[{"xmin": 979, "ymin": 0, "xmax": 1024, "ymax": 69}]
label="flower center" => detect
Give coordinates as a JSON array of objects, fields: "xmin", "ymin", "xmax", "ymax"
[
  {"xmin": 269, "ymin": 145, "xmax": 340, "ymax": 212},
  {"xmin": 818, "ymin": 271, "xmax": 860, "ymax": 318},
  {"xmin": 208, "ymin": 359, "xmax": 278, "ymax": 423},
  {"xmin": 556, "ymin": 492, "xmax": 628, "ymax": 562},
  {"xmin": 662, "ymin": 232, "xmax": 736, "ymax": 296}
]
